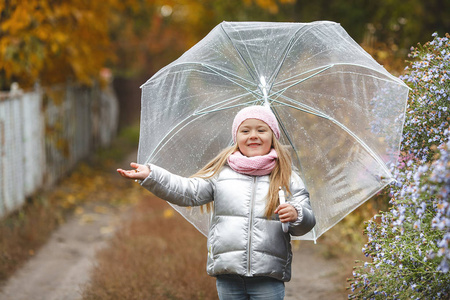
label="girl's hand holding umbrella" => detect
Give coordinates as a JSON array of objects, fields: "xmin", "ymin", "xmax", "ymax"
[
  {"xmin": 117, "ymin": 163, "xmax": 150, "ymax": 180},
  {"xmin": 274, "ymin": 204, "xmax": 298, "ymax": 224}
]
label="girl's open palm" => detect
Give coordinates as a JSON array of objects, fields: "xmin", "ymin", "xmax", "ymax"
[{"xmin": 117, "ymin": 162, "xmax": 150, "ymax": 180}]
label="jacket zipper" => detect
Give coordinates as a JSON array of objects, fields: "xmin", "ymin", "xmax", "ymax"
[{"xmin": 247, "ymin": 177, "xmax": 257, "ymax": 276}]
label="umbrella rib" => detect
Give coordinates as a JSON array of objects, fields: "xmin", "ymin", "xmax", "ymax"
[
  {"xmin": 268, "ymin": 22, "xmax": 342, "ymax": 96},
  {"xmin": 335, "ymin": 128, "xmax": 392, "ymax": 177},
  {"xmin": 195, "ymin": 93, "xmax": 252, "ymax": 114},
  {"xmin": 220, "ymin": 23, "xmax": 258, "ymax": 82},
  {"xmin": 270, "ymin": 98, "xmax": 392, "ymax": 177},
  {"xmin": 273, "ymin": 62, "xmax": 407, "ymax": 88},
  {"xmin": 327, "ymin": 119, "xmax": 392, "ymax": 176},
  {"xmin": 198, "ymin": 63, "xmax": 255, "ymax": 86},
  {"xmin": 272, "ymin": 103, "xmax": 319, "ymax": 244},
  {"xmin": 148, "ymin": 98, "xmax": 268, "ymax": 161},
  {"xmin": 194, "ymin": 99, "xmax": 263, "ymax": 116},
  {"xmin": 152, "ymin": 63, "xmax": 266, "ymax": 110},
  {"xmin": 273, "ymin": 92, "xmax": 331, "ymax": 120},
  {"xmin": 194, "ymin": 87, "xmax": 278, "ymax": 116},
  {"xmin": 142, "ymin": 61, "xmax": 257, "ymax": 88},
  {"xmin": 272, "ymin": 65, "xmax": 334, "ymax": 96},
  {"xmin": 327, "ymin": 63, "xmax": 409, "ymax": 86},
  {"xmin": 271, "ymin": 106, "xmax": 305, "ymax": 176},
  {"xmin": 191, "ymin": 64, "xmax": 273, "ymax": 114},
  {"xmin": 267, "ymin": 25, "xmax": 310, "ymax": 90},
  {"xmin": 271, "ymin": 98, "xmax": 329, "ymax": 119},
  {"xmin": 200, "ymin": 64, "xmax": 259, "ymax": 96},
  {"xmin": 145, "ymin": 115, "xmax": 203, "ymax": 164},
  {"xmin": 273, "ymin": 65, "xmax": 333, "ymax": 87},
  {"xmin": 194, "ymin": 98, "xmax": 258, "ymax": 116}
]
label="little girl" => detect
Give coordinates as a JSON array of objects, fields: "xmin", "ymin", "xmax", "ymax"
[{"xmin": 117, "ymin": 105, "xmax": 316, "ymax": 300}]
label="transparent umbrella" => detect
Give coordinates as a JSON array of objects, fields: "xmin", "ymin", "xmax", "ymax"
[{"xmin": 138, "ymin": 21, "xmax": 409, "ymax": 241}]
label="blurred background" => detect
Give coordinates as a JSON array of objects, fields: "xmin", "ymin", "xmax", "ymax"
[{"xmin": 0, "ymin": 1, "xmax": 449, "ymax": 297}]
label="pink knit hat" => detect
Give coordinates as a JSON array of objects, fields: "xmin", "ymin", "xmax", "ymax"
[{"xmin": 232, "ymin": 105, "xmax": 280, "ymax": 142}]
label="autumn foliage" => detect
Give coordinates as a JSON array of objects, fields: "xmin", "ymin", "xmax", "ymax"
[
  {"xmin": 0, "ymin": 1, "xmax": 125, "ymax": 89},
  {"xmin": 0, "ymin": 0, "xmax": 296, "ymax": 91}
]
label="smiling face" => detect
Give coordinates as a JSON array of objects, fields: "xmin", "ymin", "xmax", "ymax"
[{"xmin": 236, "ymin": 118, "xmax": 273, "ymax": 157}]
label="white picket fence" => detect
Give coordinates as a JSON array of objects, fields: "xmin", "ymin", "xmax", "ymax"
[{"xmin": 0, "ymin": 83, "xmax": 119, "ymax": 218}]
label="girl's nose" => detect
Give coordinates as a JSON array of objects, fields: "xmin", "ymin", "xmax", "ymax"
[{"xmin": 249, "ymin": 130, "xmax": 258, "ymax": 138}]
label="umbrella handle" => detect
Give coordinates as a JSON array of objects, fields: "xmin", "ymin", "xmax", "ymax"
[{"xmin": 278, "ymin": 188, "xmax": 289, "ymax": 233}]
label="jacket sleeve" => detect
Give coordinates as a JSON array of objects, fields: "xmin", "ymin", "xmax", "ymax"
[
  {"xmin": 287, "ymin": 172, "xmax": 316, "ymax": 236},
  {"xmin": 140, "ymin": 164, "xmax": 215, "ymax": 207}
]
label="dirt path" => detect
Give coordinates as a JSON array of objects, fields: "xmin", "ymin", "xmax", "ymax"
[
  {"xmin": 0, "ymin": 203, "xmax": 125, "ymax": 300},
  {"xmin": 0, "ymin": 210, "xmax": 352, "ymax": 300},
  {"xmin": 286, "ymin": 242, "xmax": 352, "ymax": 299}
]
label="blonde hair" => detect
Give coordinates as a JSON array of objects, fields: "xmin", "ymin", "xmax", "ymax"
[{"xmin": 191, "ymin": 135, "xmax": 292, "ymax": 218}]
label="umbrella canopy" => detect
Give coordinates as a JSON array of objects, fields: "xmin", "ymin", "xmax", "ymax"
[{"xmin": 138, "ymin": 21, "xmax": 409, "ymax": 241}]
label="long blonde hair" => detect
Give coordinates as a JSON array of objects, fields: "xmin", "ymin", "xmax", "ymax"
[{"xmin": 191, "ymin": 135, "xmax": 293, "ymax": 218}]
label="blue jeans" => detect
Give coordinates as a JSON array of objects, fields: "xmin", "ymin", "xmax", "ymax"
[{"xmin": 216, "ymin": 275, "xmax": 285, "ymax": 300}]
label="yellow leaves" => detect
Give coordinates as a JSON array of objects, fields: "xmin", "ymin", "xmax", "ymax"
[
  {"xmin": 255, "ymin": 0, "xmax": 280, "ymax": 14},
  {"xmin": 0, "ymin": 0, "xmax": 300, "ymax": 89},
  {"xmin": 243, "ymin": 0, "xmax": 294, "ymax": 14},
  {"xmin": 66, "ymin": 195, "xmax": 77, "ymax": 206},
  {"xmin": 79, "ymin": 213, "xmax": 97, "ymax": 224},
  {"xmin": 100, "ymin": 225, "xmax": 115, "ymax": 235},
  {"xmin": 0, "ymin": 0, "xmax": 130, "ymax": 89},
  {"xmin": 163, "ymin": 208, "xmax": 175, "ymax": 219},
  {"xmin": 1, "ymin": 4, "xmax": 31, "ymax": 34},
  {"xmin": 59, "ymin": 194, "xmax": 79, "ymax": 209},
  {"xmin": 376, "ymin": 50, "xmax": 389, "ymax": 61},
  {"xmin": 94, "ymin": 205, "xmax": 110, "ymax": 214},
  {"xmin": 75, "ymin": 206, "xmax": 85, "ymax": 215}
]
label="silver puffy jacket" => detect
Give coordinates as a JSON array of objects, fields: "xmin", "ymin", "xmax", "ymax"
[{"xmin": 141, "ymin": 164, "xmax": 315, "ymax": 282}]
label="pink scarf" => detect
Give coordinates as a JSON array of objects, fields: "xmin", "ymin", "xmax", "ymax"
[{"xmin": 227, "ymin": 149, "xmax": 278, "ymax": 176}]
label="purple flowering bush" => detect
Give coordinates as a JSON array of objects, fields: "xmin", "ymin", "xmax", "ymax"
[{"xmin": 349, "ymin": 33, "xmax": 450, "ymax": 299}]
